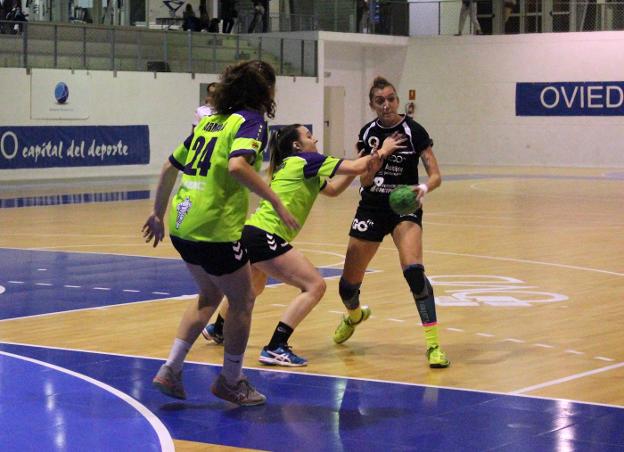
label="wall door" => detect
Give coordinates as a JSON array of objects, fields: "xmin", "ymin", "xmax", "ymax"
[{"xmin": 323, "ymin": 86, "xmax": 345, "ymax": 158}]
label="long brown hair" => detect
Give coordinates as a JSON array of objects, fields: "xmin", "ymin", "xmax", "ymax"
[
  {"xmin": 212, "ymin": 60, "xmax": 277, "ymax": 118},
  {"xmin": 267, "ymin": 124, "xmax": 302, "ymax": 179}
]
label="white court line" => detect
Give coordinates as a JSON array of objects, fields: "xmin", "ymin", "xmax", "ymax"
[
  {"xmin": 0, "ymin": 295, "xmax": 196, "ymax": 323},
  {"xmin": 0, "ymin": 350, "xmax": 174, "ymax": 452},
  {"xmin": 2, "ymin": 339, "xmax": 623, "ymax": 411},
  {"xmin": 512, "ymin": 361, "xmax": 624, "ymax": 394},
  {"xmin": 427, "ymin": 250, "xmax": 624, "ymax": 277},
  {"xmin": 295, "ymin": 242, "xmax": 624, "ymax": 277}
]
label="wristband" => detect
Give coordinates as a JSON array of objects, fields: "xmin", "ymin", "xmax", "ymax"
[{"xmin": 417, "ymin": 183, "xmax": 428, "ymax": 194}]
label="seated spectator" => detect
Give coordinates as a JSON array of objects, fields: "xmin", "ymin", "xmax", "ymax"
[
  {"xmin": 198, "ymin": 3, "xmax": 210, "ymax": 31},
  {"xmin": 6, "ymin": 1, "xmax": 28, "ymax": 34},
  {"xmin": 182, "ymin": 4, "xmax": 201, "ymax": 31}
]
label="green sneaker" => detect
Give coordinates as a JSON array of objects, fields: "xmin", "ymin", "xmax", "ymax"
[
  {"xmin": 333, "ymin": 306, "xmax": 371, "ymax": 344},
  {"xmin": 426, "ymin": 346, "xmax": 450, "ymax": 368}
]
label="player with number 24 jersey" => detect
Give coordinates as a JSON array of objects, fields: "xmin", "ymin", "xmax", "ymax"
[{"xmin": 168, "ymin": 110, "xmax": 267, "ymax": 242}]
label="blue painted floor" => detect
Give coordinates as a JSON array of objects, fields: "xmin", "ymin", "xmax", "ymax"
[
  {"xmin": 0, "ymin": 248, "xmax": 342, "ymax": 320},
  {"xmin": 2, "ymin": 342, "xmax": 624, "ymax": 451}
]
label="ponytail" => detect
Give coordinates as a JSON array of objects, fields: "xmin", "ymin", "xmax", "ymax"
[{"xmin": 267, "ymin": 124, "xmax": 302, "ymax": 179}]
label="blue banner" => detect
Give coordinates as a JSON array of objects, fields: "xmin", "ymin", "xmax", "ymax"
[
  {"xmin": 516, "ymin": 82, "xmax": 624, "ymax": 116},
  {"xmin": 0, "ymin": 125, "xmax": 150, "ymax": 169}
]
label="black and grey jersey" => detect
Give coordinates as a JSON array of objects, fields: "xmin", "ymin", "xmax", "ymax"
[{"xmin": 357, "ymin": 114, "xmax": 432, "ymax": 209}]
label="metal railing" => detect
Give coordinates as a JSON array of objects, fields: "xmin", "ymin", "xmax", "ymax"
[
  {"xmin": 409, "ymin": 0, "xmax": 624, "ymax": 36},
  {"xmin": 0, "ymin": 20, "xmax": 318, "ymax": 76}
]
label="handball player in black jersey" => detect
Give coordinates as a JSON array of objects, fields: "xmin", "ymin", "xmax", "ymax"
[{"xmin": 332, "ymin": 76, "xmax": 450, "ymax": 368}]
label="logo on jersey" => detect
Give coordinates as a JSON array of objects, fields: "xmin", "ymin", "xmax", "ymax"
[
  {"xmin": 232, "ymin": 241, "xmax": 244, "ymax": 260},
  {"xmin": 175, "ymin": 197, "xmax": 192, "ymax": 229},
  {"xmin": 351, "ymin": 218, "xmax": 374, "ymax": 232},
  {"xmin": 387, "ymin": 154, "xmax": 404, "ymax": 163},
  {"xmin": 251, "ymin": 140, "xmax": 260, "ymax": 150},
  {"xmin": 367, "ymin": 136, "xmax": 380, "ymax": 150},
  {"xmin": 373, "ymin": 176, "xmax": 384, "ymax": 186}
]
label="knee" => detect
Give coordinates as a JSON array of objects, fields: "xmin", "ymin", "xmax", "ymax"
[
  {"xmin": 302, "ymin": 276, "xmax": 326, "ymax": 303},
  {"xmin": 312, "ymin": 277, "xmax": 327, "ymax": 301},
  {"xmin": 403, "ymin": 264, "xmax": 427, "ymax": 299},
  {"xmin": 339, "ymin": 277, "xmax": 361, "ymax": 309}
]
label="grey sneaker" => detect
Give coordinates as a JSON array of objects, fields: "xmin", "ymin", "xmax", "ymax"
[
  {"xmin": 152, "ymin": 364, "xmax": 186, "ymax": 399},
  {"xmin": 211, "ymin": 374, "xmax": 266, "ymax": 406}
]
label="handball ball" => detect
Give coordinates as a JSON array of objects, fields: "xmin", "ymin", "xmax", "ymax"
[
  {"xmin": 389, "ymin": 185, "xmax": 420, "ymax": 215},
  {"xmin": 54, "ymin": 82, "xmax": 69, "ymax": 104}
]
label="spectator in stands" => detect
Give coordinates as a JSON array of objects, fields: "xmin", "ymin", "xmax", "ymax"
[
  {"xmin": 248, "ymin": 0, "xmax": 269, "ymax": 33},
  {"xmin": 260, "ymin": 0, "xmax": 270, "ymax": 32},
  {"xmin": 5, "ymin": 0, "xmax": 27, "ymax": 34},
  {"xmin": 356, "ymin": 0, "xmax": 368, "ymax": 33},
  {"xmin": 504, "ymin": 0, "xmax": 516, "ymax": 24},
  {"xmin": 221, "ymin": 0, "xmax": 237, "ymax": 33},
  {"xmin": 182, "ymin": 3, "xmax": 202, "ymax": 32},
  {"xmin": 0, "ymin": 0, "xmax": 6, "ymax": 34},
  {"xmin": 199, "ymin": 3, "xmax": 210, "ymax": 31},
  {"xmin": 455, "ymin": 0, "xmax": 482, "ymax": 36}
]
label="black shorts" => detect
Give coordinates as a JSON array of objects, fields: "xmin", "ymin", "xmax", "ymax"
[
  {"xmin": 348, "ymin": 205, "xmax": 423, "ymax": 242},
  {"xmin": 241, "ymin": 225, "xmax": 292, "ymax": 264},
  {"xmin": 170, "ymin": 235, "xmax": 249, "ymax": 276}
]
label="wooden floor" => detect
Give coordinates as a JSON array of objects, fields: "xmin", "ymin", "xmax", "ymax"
[{"xmin": 1, "ymin": 165, "xmax": 623, "ymax": 450}]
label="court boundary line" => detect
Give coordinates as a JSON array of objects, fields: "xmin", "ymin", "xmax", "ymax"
[
  {"xmin": 512, "ymin": 361, "xmax": 624, "ymax": 394},
  {"xmin": 1, "ymin": 340, "xmax": 622, "ymax": 411},
  {"xmin": 295, "ymin": 242, "xmax": 624, "ymax": 277},
  {"xmin": 0, "ymin": 349, "xmax": 175, "ymax": 452},
  {"xmin": 0, "ymin": 294, "xmax": 197, "ymax": 323}
]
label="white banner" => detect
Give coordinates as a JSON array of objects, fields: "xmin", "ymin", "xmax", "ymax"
[{"xmin": 30, "ymin": 69, "xmax": 91, "ymax": 120}]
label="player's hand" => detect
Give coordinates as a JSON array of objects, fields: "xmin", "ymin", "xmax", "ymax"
[
  {"xmin": 142, "ymin": 214, "xmax": 165, "ymax": 247},
  {"xmin": 413, "ymin": 183, "xmax": 429, "ymax": 202},
  {"xmin": 378, "ymin": 132, "xmax": 407, "ymax": 159}
]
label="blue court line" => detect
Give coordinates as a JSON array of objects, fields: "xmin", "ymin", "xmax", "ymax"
[
  {"xmin": 1, "ymin": 342, "xmax": 623, "ymax": 452},
  {"xmin": 0, "ymin": 248, "xmax": 343, "ymax": 320},
  {"xmin": 0, "ymin": 189, "xmax": 150, "ymax": 208}
]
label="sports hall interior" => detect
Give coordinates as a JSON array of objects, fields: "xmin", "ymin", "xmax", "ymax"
[{"xmin": 1, "ymin": 1, "xmax": 623, "ymax": 451}]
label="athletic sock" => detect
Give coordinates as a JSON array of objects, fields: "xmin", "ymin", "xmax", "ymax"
[
  {"xmin": 222, "ymin": 352, "xmax": 244, "ymax": 384},
  {"xmin": 165, "ymin": 338, "xmax": 192, "ymax": 373},
  {"xmin": 267, "ymin": 321, "xmax": 294, "ymax": 350},
  {"xmin": 348, "ymin": 307, "xmax": 363, "ymax": 324},
  {"xmin": 423, "ymin": 324, "xmax": 440, "ymax": 349}
]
